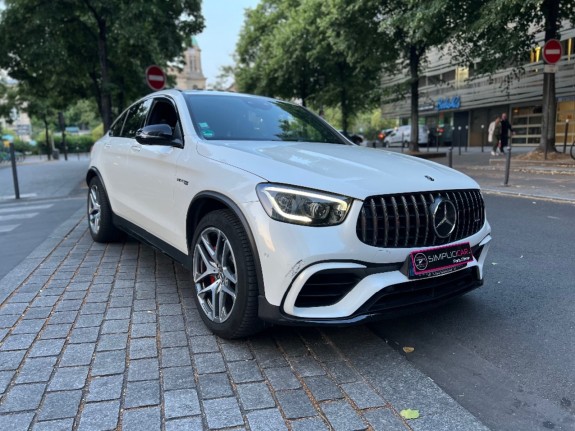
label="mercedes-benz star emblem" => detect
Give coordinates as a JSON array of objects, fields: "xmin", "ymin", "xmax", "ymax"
[{"xmin": 430, "ymin": 197, "xmax": 457, "ymax": 238}]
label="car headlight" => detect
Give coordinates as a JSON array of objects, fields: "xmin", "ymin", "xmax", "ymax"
[{"xmin": 256, "ymin": 184, "xmax": 352, "ymax": 226}]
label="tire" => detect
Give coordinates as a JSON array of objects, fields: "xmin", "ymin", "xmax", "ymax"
[
  {"xmin": 87, "ymin": 176, "xmax": 122, "ymax": 243},
  {"xmin": 191, "ymin": 209, "xmax": 262, "ymax": 338}
]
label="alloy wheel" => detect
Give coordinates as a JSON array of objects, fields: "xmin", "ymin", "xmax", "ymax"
[{"xmin": 88, "ymin": 185, "xmax": 101, "ymax": 235}]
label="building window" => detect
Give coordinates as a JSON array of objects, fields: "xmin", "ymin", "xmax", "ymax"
[
  {"xmin": 511, "ymin": 106, "xmax": 542, "ymax": 145},
  {"xmin": 556, "ymin": 100, "xmax": 575, "ymax": 146},
  {"xmin": 455, "ymin": 67, "xmax": 469, "ymax": 87}
]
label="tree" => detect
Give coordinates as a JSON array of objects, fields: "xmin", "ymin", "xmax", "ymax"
[
  {"xmin": 452, "ymin": 0, "xmax": 575, "ymax": 154},
  {"xmin": 0, "ymin": 0, "xmax": 204, "ymax": 131}
]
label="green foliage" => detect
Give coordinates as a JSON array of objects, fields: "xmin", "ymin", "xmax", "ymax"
[
  {"xmin": 92, "ymin": 124, "xmax": 104, "ymax": 141},
  {"xmin": 0, "ymin": 0, "xmax": 204, "ymax": 130}
]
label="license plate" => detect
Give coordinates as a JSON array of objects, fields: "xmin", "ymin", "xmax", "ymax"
[{"xmin": 408, "ymin": 242, "xmax": 473, "ymax": 279}]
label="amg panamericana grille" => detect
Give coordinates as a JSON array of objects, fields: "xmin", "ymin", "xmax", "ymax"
[{"xmin": 356, "ymin": 189, "xmax": 485, "ymax": 248}]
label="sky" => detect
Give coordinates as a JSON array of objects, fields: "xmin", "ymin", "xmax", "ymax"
[{"xmin": 197, "ymin": 0, "xmax": 261, "ymax": 86}]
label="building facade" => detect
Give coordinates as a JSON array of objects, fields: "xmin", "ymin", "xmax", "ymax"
[
  {"xmin": 381, "ymin": 25, "xmax": 575, "ymax": 148},
  {"xmin": 170, "ymin": 36, "xmax": 207, "ymax": 90}
]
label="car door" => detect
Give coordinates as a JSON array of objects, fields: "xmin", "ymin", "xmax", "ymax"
[{"xmin": 122, "ymin": 96, "xmax": 184, "ymax": 246}]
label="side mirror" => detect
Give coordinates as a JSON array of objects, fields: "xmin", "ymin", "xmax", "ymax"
[{"xmin": 135, "ymin": 124, "xmax": 181, "ymax": 147}]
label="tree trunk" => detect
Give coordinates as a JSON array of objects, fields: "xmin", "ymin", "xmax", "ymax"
[
  {"xmin": 96, "ymin": 18, "xmax": 113, "ymax": 131},
  {"xmin": 43, "ymin": 114, "xmax": 51, "ymax": 160},
  {"xmin": 339, "ymin": 63, "xmax": 349, "ymax": 134},
  {"xmin": 409, "ymin": 44, "xmax": 420, "ymax": 152},
  {"xmin": 538, "ymin": 0, "xmax": 560, "ymax": 153}
]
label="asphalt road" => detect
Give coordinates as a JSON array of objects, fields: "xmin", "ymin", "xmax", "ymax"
[
  {"xmin": 0, "ymin": 156, "xmax": 89, "ymax": 280},
  {"xmin": 370, "ymin": 194, "xmax": 575, "ymax": 431}
]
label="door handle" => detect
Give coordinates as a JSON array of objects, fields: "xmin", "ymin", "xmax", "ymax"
[{"xmin": 131, "ymin": 145, "xmax": 141, "ymax": 152}]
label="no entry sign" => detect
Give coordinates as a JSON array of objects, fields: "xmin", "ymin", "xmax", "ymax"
[
  {"xmin": 542, "ymin": 39, "xmax": 562, "ymax": 64},
  {"xmin": 146, "ymin": 65, "xmax": 166, "ymax": 91}
]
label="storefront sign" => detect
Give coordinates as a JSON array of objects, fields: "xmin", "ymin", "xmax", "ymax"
[{"xmin": 436, "ymin": 96, "xmax": 461, "ymax": 111}]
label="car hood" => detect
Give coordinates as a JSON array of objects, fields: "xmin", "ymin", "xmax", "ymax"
[{"xmin": 196, "ymin": 140, "xmax": 479, "ymax": 199}]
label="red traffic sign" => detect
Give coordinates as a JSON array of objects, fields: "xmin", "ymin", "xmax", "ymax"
[
  {"xmin": 542, "ymin": 39, "xmax": 562, "ymax": 64},
  {"xmin": 146, "ymin": 65, "xmax": 166, "ymax": 91}
]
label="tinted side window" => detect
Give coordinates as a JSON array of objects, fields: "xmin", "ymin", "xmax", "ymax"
[
  {"xmin": 121, "ymin": 100, "xmax": 152, "ymax": 138},
  {"xmin": 109, "ymin": 113, "xmax": 126, "ymax": 137},
  {"xmin": 147, "ymin": 99, "xmax": 183, "ymax": 143}
]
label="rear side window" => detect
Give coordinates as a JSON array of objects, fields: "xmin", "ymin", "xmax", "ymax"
[
  {"xmin": 109, "ymin": 113, "xmax": 126, "ymax": 137},
  {"xmin": 121, "ymin": 100, "xmax": 152, "ymax": 138}
]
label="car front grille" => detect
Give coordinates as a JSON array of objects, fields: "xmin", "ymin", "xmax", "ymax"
[{"xmin": 356, "ymin": 189, "xmax": 485, "ymax": 248}]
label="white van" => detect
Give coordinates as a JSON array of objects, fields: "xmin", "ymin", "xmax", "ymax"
[{"xmin": 383, "ymin": 125, "xmax": 429, "ymax": 147}]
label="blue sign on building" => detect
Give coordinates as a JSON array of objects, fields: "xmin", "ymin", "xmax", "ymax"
[{"xmin": 436, "ymin": 96, "xmax": 461, "ymax": 111}]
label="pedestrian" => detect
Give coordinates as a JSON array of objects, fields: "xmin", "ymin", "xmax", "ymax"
[
  {"xmin": 488, "ymin": 116, "xmax": 502, "ymax": 156},
  {"xmin": 500, "ymin": 112, "xmax": 513, "ymax": 154}
]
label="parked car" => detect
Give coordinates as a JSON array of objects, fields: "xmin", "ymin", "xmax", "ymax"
[
  {"xmin": 383, "ymin": 125, "xmax": 429, "ymax": 147},
  {"xmin": 87, "ymin": 90, "xmax": 492, "ymax": 338}
]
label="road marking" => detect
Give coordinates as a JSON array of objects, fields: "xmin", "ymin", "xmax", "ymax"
[
  {"xmin": 0, "ymin": 224, "xmax": 19, "ymax": 233},
  {"xmin": 0, "ymin": 212, "xmax": 39, "ymax": 222},
  {"xmin": 0, "ymin": 193, "xmax": 38, "ymax": 200},
  {"xmin": 0, "ymin": 204, "xmax": 53, "ymax": 214}
]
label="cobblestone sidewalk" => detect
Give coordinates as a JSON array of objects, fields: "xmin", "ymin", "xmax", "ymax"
[{"xmin": 0, "ymin": 211, "xmax": 487, "ymax": 431}]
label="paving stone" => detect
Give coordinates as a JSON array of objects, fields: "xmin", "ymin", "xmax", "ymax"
[
  {"xmin": 0, "ymin": 329, "xmax": 7, "ymax": 342},
  {"xmin": 15, "ymin": 357, "xmax": 57, "ymax": 384},
  {"xmin": 37, "ymin": 390, "xmax": 82, "ymax": 421},
  {"xmin": 128, "ymin": 358, "xmax": 159, "ymax": 381},
  {"xmin": 61, "ymin": 291, "xmax": 86, "ymax": 301},
  {"xmin": 165, "ymin": 417, "xmax": 204, "ymax": 431},
  {"xmin": 198, "ymin": 372, "xmax": 233, "ymax": 399},
  {"xmin": 80, "ymin": 302, "xmax": 107, "ymax": 315},
  {"xmin": 320, "ymin": 400, "xmax": 367, "ymax": 431},
  {"xmin": 73, "ymin": 313, "xmax": 102, "ymax": 328},
  {"xmin": 220, "ymin": 340, "xmax": 253, "ymax": 360},
  {"xmin": 28, "ymin": 339, "xmax": 66, "ymax": 358},
  {"xmin": 133, "ymin": 311, "xmax": 156, "ymax": 324},
  {"xmin": 0, "ymin": 351, "xmax": 26, "ymax": 371},
  {"xmin": 250, "ymin": 338, "xmax": 288, "ymax": 368},
  {"xmin": 0, "ymin": 314, "xmax": 20, "ymax": 328},
  {"xmin": 55, "ymin": 300, "xmax": 82, "ymax": 312},
  {"xmin": 275, "ymin": 389, "xmax": 316, "ymax": 419},
  {"xmin": 304, "ymin": 375, "xmax": 344, "ymax": 402},
  {"xmin": 164, "ymin": 389, "xmax": 201, "ymax": 419},
  {"xmin": 87, "ymin": 374, "xmax": 124, "ymax": 401},
  {"xmin": 158, "ymin": 304, "xmax": 182, "ymax": 316},
  {"xmin": 40, "ymin": 324, "xmax": 72, "ymax": 340},
  {"xmin": 131, "ymin": 323, "xmax": 157, "ymax": 338},
  {"xmin": 134, "ymin": 299, "xmax": 156, "ymax": 311},
  {"xmin": 106, "ymin": 307, "xmax": 131, "ymax": 320},
  {"xmin": 228, "ymin": 360, "xmax": 264, "ymax": 383},
  {"xmin": 0, "ymin": 383, "xmax": 46, "ymax": 412},
  {"xmin": 247, "ymin": 408, "xmax": 288, "ymax": 431},
  {"xmin": 159, "ymin": 331, "xmax": 187, "ymax": 349},
  {"xmin": 77, "ymin": 400, "xmax": 120, "ymax": 430},
  {"xmin": 364, "ymin": 408, "xmax": 407, "ymax": 431},
  {"xmin": 95, "ymin": 333, "xmax": 128, "ymax": 352},
  {"xmin": 60, "ymin": 343, "xmax": 95, "ymax": 366},
  {"xmin": 325, "ymin": 361, "xmax": 361, "ymax": 384},
  {"xmin": 32, "ymin": 296, "xmax": 59, "ymax": 308},
  {"xmin": 189, "ymin": 335, "xmax": 219, "ymax": 354},
  {"xmin": 290, "ymin": 355, "xmax": 326, "ymax": 377},
  {"xmin": 162, "ymin": 366, "xmax": 196, "ymax": 390},
  {"xmin": 203, "ymin": 397, "xmax": 244, "ymax": 429},
  {"xmin": 237, "ymin": 382, "xmax": 276, "ymax": 410},
  {"xmin": 48, "ymin": 310, "xmax": 78, "ymax": 324},
  {"xmin": 1, "ymin": 302, "xmax": 29, "ymax": 315},
  {"xmin": 0, "ymin": 334, "xmax": 36, "ymax": 351},
  {"xmin": 124, "ymin": 380, "xmax": 160, "ymax": 408},
  {"xmin": 122, "ymin": 406, "xmax": 161, "ymax": 431},
  {"xmin": 129, "ymin": 337, "xmax": 158, "ymax": 359},
  {"xmin": 161, "ymin": 347, "xmax": 192, "ymax": 368},
  {"xmin": 85, "ymin": 292, "xmax": 109, "ymax": 303},
  {"xmin": 0, "ymin": 371, "xmax": 14, "ymax": 394},
  {"xmin": 291, "ymin": 417, "xmax": 330, "ymax": 431},
  {"xmin": 308, "ymin": 341, "xmax": 341, "ymax": 363},
  {"xmin": 10, "ymin": 292, "xmax": 37, "ymax": 303},
  {"xmin": 11, "ymin": 319, "xmax": 45, "ymax": 334},
  {"xmin": 33, "ymin": 418, "xmax": 75, "ymax": 431},
  {"xmin": 194, "ymin": 352, "xmax": 226, "ymax": 374},
  {"xmin": 0, "ymin": 412, "xmax": 35, "ymax": 430},
  {"xmin": 265, "ymin": 366, "xmax": 301, "ymax": 390},
  {"xmin": 92, "ymin": 350, "xmax": 126, "ymax": 376},
  {"xmin": 67, "ymin": 327, "xmax": 99, "ymax": 344},
  {"xmin": 342, "ymin": 381, "xmax": 387, "ymax": 409},
  {"xmin": 101, "ymin": 319, "xmax": 129, "ymax": 334},
  {"xmin": 159, "ymin": 315, "xmax": 185, "ymax": 331},
  {"xmin": 48, "ymin": 366, "xmax": 89, "ymax": 391}
]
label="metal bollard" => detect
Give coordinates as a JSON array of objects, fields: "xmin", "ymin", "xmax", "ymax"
[
  {"xmin": 9, "ymin": 142, "xmax": 21, "ymax": 199},
  {"xmin": 481, "ymin": 124, "xmax": 485, "ymax": 152},
  {"xmin": 465, "ymin": 125, "xmax": 469, "ymax": 152},
  {"xmin": 503, "ymin": 145, "xmax": 512, "ymax": 186},
  {"xmin": 563, "ymin": 120, "xmax": 570, "ymax": 153},
  {"xmin": 458, "ymin": 126, "xmax": 462, "ymax": 155},
  {"xmin": 448, "ymin": 146, "xmax": 453, "ymax": 168}
]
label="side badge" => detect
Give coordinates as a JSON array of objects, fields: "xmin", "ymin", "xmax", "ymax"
[
  {"xmin": 177, "ymin": 178, "xmax": 189, "ymax": 186},
  {"xmin": 425, "ymin": 175, "xmax": 435, "ymax": 182}
]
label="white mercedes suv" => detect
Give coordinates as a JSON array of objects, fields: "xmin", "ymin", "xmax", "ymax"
[{"xmin": 87, "ymin": 90, "xmax": 492, "ymax": 338}]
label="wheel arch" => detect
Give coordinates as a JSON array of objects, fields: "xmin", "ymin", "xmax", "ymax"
[{"xmin": 186, "ymin": 192, "xmax": 265, "ymax": 297}]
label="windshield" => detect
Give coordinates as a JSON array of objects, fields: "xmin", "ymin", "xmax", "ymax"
[{"xmin": 184, "ymin": 94, "xmax": 348, "ymax": 144}]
